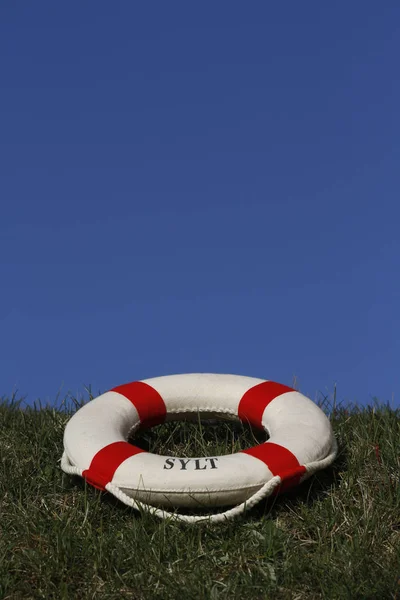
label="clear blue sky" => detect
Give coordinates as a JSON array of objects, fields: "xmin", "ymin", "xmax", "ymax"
[{"xmin": 1, "ymin": 2, "xmax": 399, "ymax": 408}]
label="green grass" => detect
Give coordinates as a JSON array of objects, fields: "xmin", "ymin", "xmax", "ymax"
[{"xmin": 0, "ymin": 393, "xmax": 399, "ymax": 599}]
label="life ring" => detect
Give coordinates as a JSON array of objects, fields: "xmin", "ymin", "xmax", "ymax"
[{"xmin": 61, "ymin": 373, "xmax": 337, "ymax": 524}]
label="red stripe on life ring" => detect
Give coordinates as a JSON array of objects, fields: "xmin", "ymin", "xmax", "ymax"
[
  {"xmin": 238, "ymin": 381, "xmax": 294, "ymax": 429},
  {"xmin": 82, "ymin": 441, "xmax": 145, "ymax": 491},
  {"xmin": 242, "ymin": 442, "xmax": 306, "ymax": 493},
  {"xmin": 112, "ymin": 381, "xmax": 166, "ymax": 428}
]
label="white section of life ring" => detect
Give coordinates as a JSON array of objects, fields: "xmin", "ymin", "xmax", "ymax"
[{"xmin": 61, "ymin": 373, "xmax": 337, "ymax": 524}]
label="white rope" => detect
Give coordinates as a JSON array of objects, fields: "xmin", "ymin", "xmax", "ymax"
[
  {"xmin": 106, "ymin": 476, "xmax": 282, "ymax": 524},
  {"xmin": 61, "ymin": 451, "xmax": 83, "ymax": 477}
]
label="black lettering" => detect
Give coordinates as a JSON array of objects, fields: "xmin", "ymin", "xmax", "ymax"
[
  {"xmin": 206, "ymin": 458, "xmax": 218, "ymax": 469},
  {"xmin": 178, "ymin": 459, "xmax": 190, "ymax": 470},
  {"xmin": 194, "ymin": 459, "xmax": 207, "ymax": 470},
  {"xmin": 163, "ymin": 458, "xmax": 175, "ymax": 470}
]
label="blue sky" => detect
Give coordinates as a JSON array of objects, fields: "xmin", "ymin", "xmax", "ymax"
[{"xmin": 1, "ymin": 2, "xmax": 399, "ymax": 408}]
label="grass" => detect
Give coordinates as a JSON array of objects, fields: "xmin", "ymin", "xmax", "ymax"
[{"xmin": 0, "ymin": 392, "xmax": 399, "ymax": 599}]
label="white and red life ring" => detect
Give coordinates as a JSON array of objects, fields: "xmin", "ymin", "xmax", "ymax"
[{"xmin": 61, "ymin": 373, "xmax": 337, "ymax": 524}]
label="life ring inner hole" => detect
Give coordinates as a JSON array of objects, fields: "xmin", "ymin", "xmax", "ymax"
[{"xmin": 128, "ymin": 413, "xmax": 268, "ymax": 458}]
